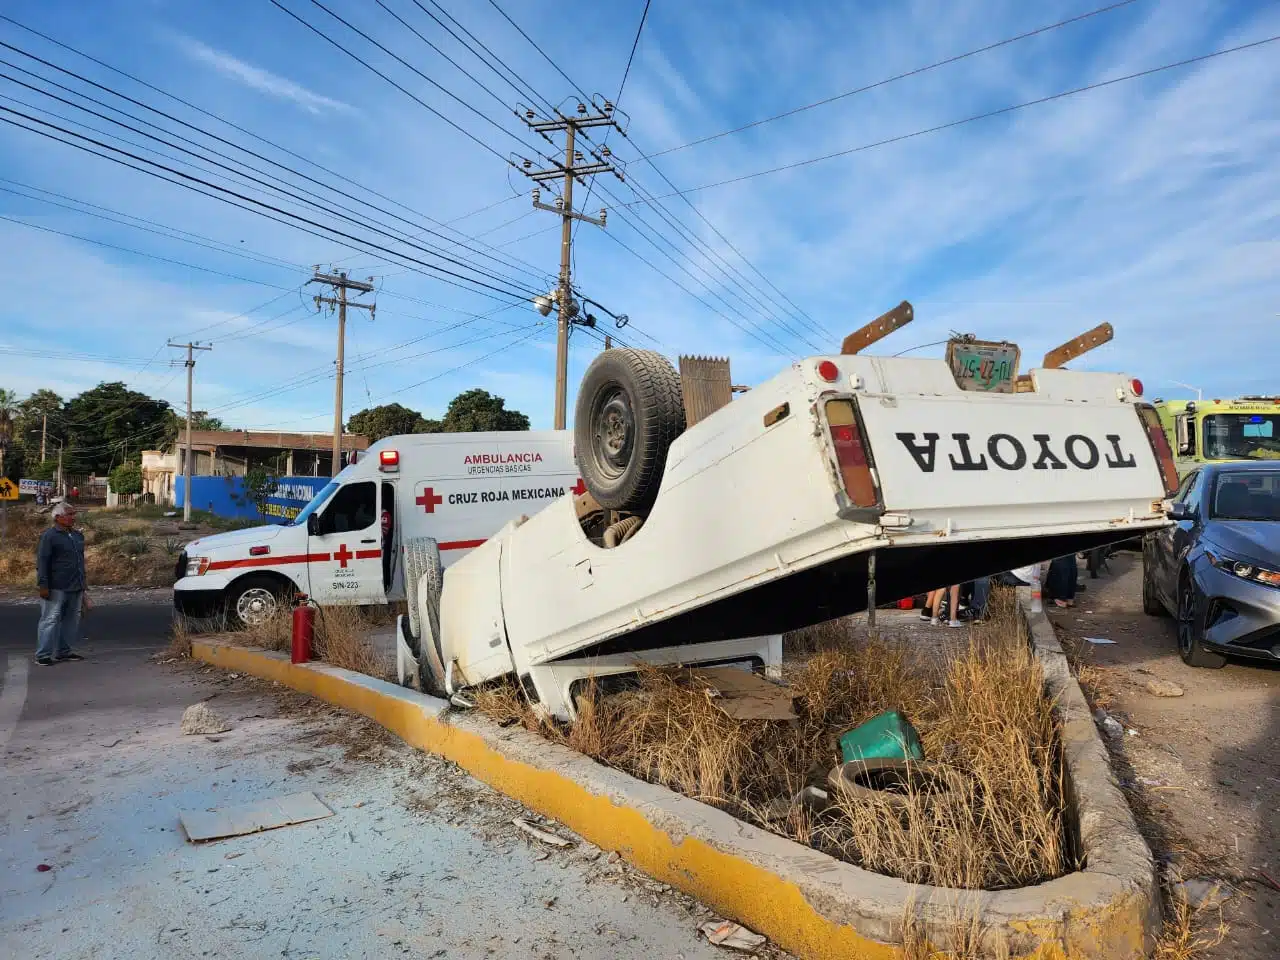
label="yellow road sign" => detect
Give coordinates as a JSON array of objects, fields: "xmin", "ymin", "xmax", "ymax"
[{"xmin": 0, "ymin": 478, "xmax": 17, "ymax": 501}]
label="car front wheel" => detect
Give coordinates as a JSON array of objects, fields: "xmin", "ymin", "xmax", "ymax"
[{"xmin": 1176, "ymin": 574, "xmax": 1226, "ymax": 668}]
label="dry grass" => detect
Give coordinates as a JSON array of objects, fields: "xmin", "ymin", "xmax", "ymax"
[
  {"xmin": 1152, "ymin": 877, "xmax": 1229, "ymax": 960},
  {"xmin": 0, "ymin": 506, "xmax": 178, "ymax": 588},
  {"xmin": 229, "ymin": 604, "xmax": 394, "ymax": 681},
  {"xmin": 476, "ymin": 588, "xmax": 1069, "ymax": 890}
]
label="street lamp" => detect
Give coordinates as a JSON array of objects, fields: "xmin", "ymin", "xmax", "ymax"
[{"xmin": 1169, "ymin": 381, "xmax": 1203, "ymax": 402}]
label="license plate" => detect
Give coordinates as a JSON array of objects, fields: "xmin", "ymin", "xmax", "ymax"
[{"xmin": 946, "ymin": 339, "xmax": 1021, "ymax": 393}]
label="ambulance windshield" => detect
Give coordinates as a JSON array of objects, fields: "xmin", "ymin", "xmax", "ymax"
[{"xmin": 290, "ymin": 481, "xmax": 339, "ymax": 526}]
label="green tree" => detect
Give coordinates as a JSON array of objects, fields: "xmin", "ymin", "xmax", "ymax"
[
  {"xmin": 108, "ymin": 461, "xmax": 143, "ymax": 495},
  {"xmin": 0, "ymin": 387, "xmax": 16, "ymax": 480},
  {"xmin": 347, "ymin": 402, "xmax": 432, "ymax": 443},
  {"xmin": 61, "ymin": 382, "xmax": 171, "ymax": 475},
  {"xmin": 233, "ymin": 466, "xmax": 279, "ymax": 517},
  {"xmin": 30, "ymin": 459, "xmax": 57, "ymax": 481},
  {"xmin": 439, "ymin": 389, "xmax": 530, "ymax": 433}
]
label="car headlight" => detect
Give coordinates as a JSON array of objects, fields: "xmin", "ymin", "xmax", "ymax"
[
  {"xmin": 186, "ymin": 557, "xmax": 210, "ymax": 577},
  {"xmin": 1205, "ymin": 551, "xmax": 1280, "ymax": 588}
]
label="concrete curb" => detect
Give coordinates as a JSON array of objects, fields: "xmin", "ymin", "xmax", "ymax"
[{"xmin": 192, "ymin": 614, "xmax": 1158, "ymax": 960}]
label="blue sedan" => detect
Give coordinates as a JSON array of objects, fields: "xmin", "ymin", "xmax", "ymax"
[{"xmin": 1142, "ymin": 461, "xmax": 1280, "ymax": 667}]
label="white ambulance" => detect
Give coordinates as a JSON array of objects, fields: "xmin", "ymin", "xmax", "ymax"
[{"xmin": 173, "ymin": 431, "xmax": 578, "ymax": 627}]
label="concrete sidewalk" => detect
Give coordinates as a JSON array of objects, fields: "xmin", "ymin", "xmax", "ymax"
[{"xmin": 1, "ymin": 661, "xmax": 736, "ymax": 959}]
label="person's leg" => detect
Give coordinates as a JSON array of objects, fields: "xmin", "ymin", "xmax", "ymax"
[
  {"xmin": 36, "ymin": 591, "xmax": 63, "ymax": 662},
  {"xmin": 55, "ymin": 590, "xmax": 82, "ymax": 658},
  {"xmin": 947, "ymin": 584, "xmax": 962, "ymax": 626},
  {"xmin": 927, "ymin": 588, "xmax": 943, "ymax": 624},
  {"xmin": 1047, "ymin": 556, "xmax": 1074, "ymax": 606}
]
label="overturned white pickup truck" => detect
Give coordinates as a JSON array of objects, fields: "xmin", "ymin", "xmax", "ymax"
[{"xmin": 395, "ymin": 306, "xmax": 1178, "ymax": 717}]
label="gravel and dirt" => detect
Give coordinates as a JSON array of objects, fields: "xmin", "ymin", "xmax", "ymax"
[
  {"xmin": 1048, "ymin": 549, "xmax": 1279, "ymax": 960},
  {"xmin": 1, "ymin": 650, "xmax": 768, "ymax": 960}
]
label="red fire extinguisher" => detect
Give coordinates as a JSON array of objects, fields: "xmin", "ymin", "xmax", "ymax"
[{"xmin": 291, "ymin": 596, "xmax": 316, "ymax": 664}]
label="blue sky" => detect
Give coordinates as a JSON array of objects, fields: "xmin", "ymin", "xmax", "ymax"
[{"xmin": 0, "ymin": 0, "xmax": 1276, "ymax": 438}]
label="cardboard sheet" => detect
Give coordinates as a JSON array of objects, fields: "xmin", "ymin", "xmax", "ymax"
[{"xmin": 688, "ymin": 666, "xmax": 797, "ymax": 721}]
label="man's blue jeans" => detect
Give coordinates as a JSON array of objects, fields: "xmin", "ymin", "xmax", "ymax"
[{"xmin": 37, "ymin": 589, "xmax": 82, "ymax": 660}]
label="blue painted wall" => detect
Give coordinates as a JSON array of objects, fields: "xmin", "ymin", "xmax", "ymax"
[{"xmin": 176, "ymin": 476, "xmax": 329, "ymax": 523}]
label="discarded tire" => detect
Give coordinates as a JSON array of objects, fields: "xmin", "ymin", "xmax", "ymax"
[
  {"xmin": 574, "ymin": 348, "xmax": 685, "ymax": 513},
  {"xmin": 826, "ymin": 758, "xmax": 950, "ymax": 808}
]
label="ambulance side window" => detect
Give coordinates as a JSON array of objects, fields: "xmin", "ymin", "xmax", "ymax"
[{"xmin": 317, "ymin": 481, "xmax": 377, "ymax": 535}]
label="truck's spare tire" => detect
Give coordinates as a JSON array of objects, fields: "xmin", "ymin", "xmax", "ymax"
[{"xmin": 574, "ymin": 348, "xmax": 685, "ymax": 513}]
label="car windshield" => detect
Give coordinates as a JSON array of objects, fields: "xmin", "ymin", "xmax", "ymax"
[
  {"xmin": 1203, "ymin": 413, "xmax": 1280, "ymax": 461},
  {"xmin": 1211, "ymin": 471, "xmax": 1280, "ymax": 522},
  {"xmin": 289, "ymin": 481, "xmax": 339, "ymax": 526}
]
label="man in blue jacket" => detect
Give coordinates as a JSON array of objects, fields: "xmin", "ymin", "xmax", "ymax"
[{"xmin": 35, "ymin": 502, "xmax": 90, "ymax": 666}]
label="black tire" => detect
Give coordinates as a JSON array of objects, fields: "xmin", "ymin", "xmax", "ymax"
[
  {"xmin": 1176, "ymin": 573, "xmax": 1226, "ymax": 668},
  {"xmin": 574, "ymin": 348, "xmax": 685, "ymax": 512},
  {"xmin": 1141, "ymin": 549, "xmax": 1166, "ymax": 617},
  {"xmin": 226, "ymin": 574, "xmax": 293, "ymax": 629}
]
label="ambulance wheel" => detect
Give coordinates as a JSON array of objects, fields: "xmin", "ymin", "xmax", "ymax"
[
  {"xmin": 575, "ymin": 348, "xmax": 685, "ymax": 513},
  {"xmin": 226, "ymin": 574, "xmax": 293, "ymax": 629},
  {"xmin": 403, "ymin": 537, "xmax": 446, "ymax": 693}
]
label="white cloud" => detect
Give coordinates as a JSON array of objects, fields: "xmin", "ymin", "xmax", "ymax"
[{"xmin": 174, "ymin": 36, "xmax": 352, "ymax": 116}]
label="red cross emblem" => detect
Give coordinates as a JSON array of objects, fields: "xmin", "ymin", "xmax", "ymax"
[
  {"xmin": 334, "ymin": 544, "xmax": 353, "ymax": 568},
  {"xmin": 571, "ymin": 478, "xmax": 587, "ymax": 496},
  {"xmin": 416, "ymin": 487, "xmax": 443, "ymax": 513}
]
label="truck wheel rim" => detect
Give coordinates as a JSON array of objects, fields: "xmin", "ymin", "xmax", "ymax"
[
  {"xmin": 237, "ymin": 588, "xmax": 277, "ymax": 626},
  {"xmin": 593, "ymin": 387, "xmax": 634, "ymax": 479}
]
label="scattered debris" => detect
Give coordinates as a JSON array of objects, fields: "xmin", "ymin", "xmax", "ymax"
[
  {"xmin": 99, "ymin": 739, "xmax": 123, "ymax": 748},
  {"xmin": 699, "ymin": 919, "xmax": 766, "ymax": 952},
  {"xmin": 224, "ymin": 851, "xmax": 244, "ymax": 860},
  {"xmin": 1094, "ymin": 709, "xmax": 1124, "ymax": 740},
  {"xmin": 1083, "ymin": 636, "xmax": 1116, "ymax": 645},
  {"xmin": 179, "ymin": 791, "xmax": 333, "ymax": 842},
  {"xmin": 838, "ymin": 710, "xmax": 924, "ymax": 764},
  {"xmin": 688, "ymin": 666, "xmax": 797, "ymax": 721},
  {"xmin": 513, "ymin": 817, "xmax": 572, "ymax": 847},
  {"xmin": 828, "ymin": 758, "xmax": 948, "ymax": 808},
  {"xmin": 1178, "ymin": 878, "xmax": 1232, "ymax": 909},
  {"xmin": 180, "ymin": 702, "xmax": 232, "ymax": 736},
  {"xmin": 1258, "ymin": 869, "xmax": 1280, "ymax": 893},
  {"xmin": 1144, "ymin": 678, "xmax": 1184, "ymax": 698},
  {"xmin": 35, "ymin": 864, "xmax": 51, "ymax": 873}
]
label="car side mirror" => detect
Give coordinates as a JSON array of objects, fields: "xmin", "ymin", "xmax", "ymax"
[
  {"xmin": 1166, "ymin": 502, "xmax": 1193, "ymax": 522},
  {"xmin": 307, "ymin": 514, "xmax": 321, "ymax": 536}
]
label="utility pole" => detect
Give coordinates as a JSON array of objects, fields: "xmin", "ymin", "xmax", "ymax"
[
  {"xmin": 519, "ymin": 98, "xmax": 626, "ymax": 429},
  {"xmin": 41, "ymin": 414, "xmax": 47, "ymax": 463},
  {"xmin": 168, "ymin": 340, "xmax": 213, "ymax": 522},
  {"xmin": 309, "ymin": 269, "xmax": 375, "ymax": 476}
]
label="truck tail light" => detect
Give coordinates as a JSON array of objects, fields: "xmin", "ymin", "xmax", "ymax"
[
  {"xmin": 824, "ymin": 399, "xmax": 878, "ymax": 508},
  {"xmin": 1136, "ymin": 403, "xmax": 1178, "ymax": 497}
]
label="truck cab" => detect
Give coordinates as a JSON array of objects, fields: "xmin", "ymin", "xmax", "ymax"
[
  {"xmin": 1155, "ymin": 397, "xmax": 1280, "ymax": 476},
  {"xmin": 174, "ymin": 431, "xmax": 577, "ymax": 627}
]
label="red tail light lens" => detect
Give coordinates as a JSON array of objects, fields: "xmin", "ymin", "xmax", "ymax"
[
  {"xmin": 825, "ymin": 399, "xmax": 878, "ymax": 508},
  {"xmin": 1136, "ymin": 404, "xmax": 1178, "ymax": 496}
]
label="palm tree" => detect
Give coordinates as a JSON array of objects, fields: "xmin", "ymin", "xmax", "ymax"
[{"xmin": 0, "ymin": 388, "xmax": 19, "ymax": 477}]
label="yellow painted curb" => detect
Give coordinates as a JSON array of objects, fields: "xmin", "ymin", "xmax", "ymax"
[{"xmin": 192, "ymin": 639, "xmax": 1152, "ymax": 959}]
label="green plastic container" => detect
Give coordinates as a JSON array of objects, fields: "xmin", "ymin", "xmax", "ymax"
[{"xmin": 838, "ymin": 710, "xmax": 925, "ymax": 765}]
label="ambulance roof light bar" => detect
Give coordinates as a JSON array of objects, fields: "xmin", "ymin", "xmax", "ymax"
[{"xmin": 379, "ymin": 449, "xmax": 400, "ymax": 473}]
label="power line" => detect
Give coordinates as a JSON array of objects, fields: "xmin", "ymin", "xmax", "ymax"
[
  {"xmin": 642, "ymin": 0, "xmax": 1140, "ymax": 159},
  {"xmin": 0, "ymin": 178, "xmax": 305, "ymax": 273},
  {"xmin": 614, "ymin": 33, "xmax": 1280, "ymax": 201},
  {"xmin": 0, "ymin": 60, "xmax": 546, "ymax": 295},
  {"xmin": 478, "ymin": 0, "xmax": 827, "ymax": 351},
  {"xmin": 0, "ymin": 107, "xmax": 539, "ymax": 301},
  {"xmin": 0, "ymin": 11, "xmax": 545, "ymax": 281}
]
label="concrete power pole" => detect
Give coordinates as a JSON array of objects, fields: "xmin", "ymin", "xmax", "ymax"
[
  {"xmin": 309, "ymin": 269, "xmax": 375, "ymax": 476},
  {"xmin": 41, "ymin": 414, "xmax": 47, "ymax": 463},
  {"xmin": 169, "ymin": 341, "xmax": 212, "ymax": 522},
  {"xmin": 520, "ymin": 100, "xmax": 626, "ymax": 429}
]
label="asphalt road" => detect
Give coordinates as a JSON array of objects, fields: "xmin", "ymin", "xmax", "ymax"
[{"xmin": 0, "ymin": 594, "xmax": 739, "ymax": 960}]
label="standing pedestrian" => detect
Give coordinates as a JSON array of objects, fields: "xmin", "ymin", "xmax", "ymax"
[
  {"xmin": 1046, "ymin": 554, "xmax": 1078, "ymax": 608},
  {"xmin": 35, "ymin": 501, "xmax": 90, "ymax": 665}
]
